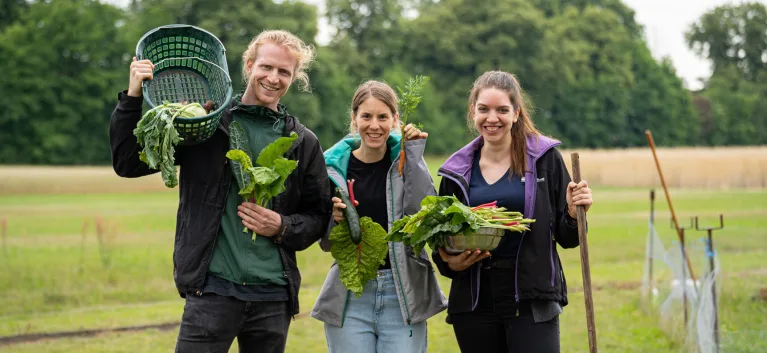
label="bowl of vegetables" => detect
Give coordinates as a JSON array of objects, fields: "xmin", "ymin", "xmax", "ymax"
[
  {"xmin": 444, "ymin": 226, "xmax": 506, "ymax": 254},
  {"xmin": 385, "ymin": 196, "xmax": 535, "ymax": 255}
]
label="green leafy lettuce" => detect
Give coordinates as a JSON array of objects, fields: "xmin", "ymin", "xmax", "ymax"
[{"xmin": 330, "ymin": 217, "xmax": 389, "ymax": 297}]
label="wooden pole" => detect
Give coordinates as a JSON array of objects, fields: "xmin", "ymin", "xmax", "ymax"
[
  {"xmin": 644, "ymin": 130, "xmax": 697, "ymax": 284},
  {"xmin": 648, "ymin": 190, "xmax": 655, "ymax": 299},
  {"xmin": 571, "ymin": 152, "xmax": 598, "ymax": 353}
]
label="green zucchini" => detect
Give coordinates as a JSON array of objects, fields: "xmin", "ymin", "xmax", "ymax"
[{"xmin": 336, "ymin": 187, "xmax": 361, "ymax": 245}]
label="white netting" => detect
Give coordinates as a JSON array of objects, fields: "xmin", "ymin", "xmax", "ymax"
[
  {"xmin": 641, "ymin": 215, "xmax": 669, "ymax": 311},
  {"xmin": 641, "ymin": 207, "xmax": 733, "ymax": 353}
]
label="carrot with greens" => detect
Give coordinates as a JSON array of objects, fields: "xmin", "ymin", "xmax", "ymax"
[{"xmin": 395, "ymin": 75, "xmax": 430, "ymax": 176}]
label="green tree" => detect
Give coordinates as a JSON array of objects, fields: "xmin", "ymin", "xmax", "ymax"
[
  {"xmin": 0, "ymin": 0, "xmax": 28, "ymax": 30},
  {"xmin": 687, "ymin": 2, "xmax": 767, "ymax": 146},
  {"xmin": 0, "ymin": 0, "xmax": 128, "ymax": 164},
  {"xmin": 625, "ymin": 49, "xmax": 698, "ymax": 146},
  {"xmin": 531, "ymin": 0, "xmax": 643, "ymax": 37},
  {"xmin": 698, "ymin": 65, "xmax": 767, "ymax": 145},
  {"xmin": 686, "ymin": 2, "xmax": 767, "ymax": 82},
  {"xmin": 404, "ymin": 0, "xmax": 549, "ymax": 153},
  {"xmin": 533, "ymin": 6, "xmax": 635, "ymax": 147}
]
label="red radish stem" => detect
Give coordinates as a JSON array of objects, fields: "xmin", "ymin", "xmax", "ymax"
[
  {"xmin": 471, "ymin": 201, "xmax": 498, "ymax": 211},
  {"xmin": 347, "ymin": 179, "xmax": 357, "ymax": 205},
  {"xmin": 504, "ymin": 221, "xmax": 519, "ymax": 226}
]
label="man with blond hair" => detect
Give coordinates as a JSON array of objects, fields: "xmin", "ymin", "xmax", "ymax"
[{"xmin": 109, "ymin": 29, "xmax": 332, "ymax": 353}]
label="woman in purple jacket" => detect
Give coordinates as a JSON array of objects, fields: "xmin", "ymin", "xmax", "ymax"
[{"xmin": 432, "ymin": 70, "xmax": 593, "ymax": 353}]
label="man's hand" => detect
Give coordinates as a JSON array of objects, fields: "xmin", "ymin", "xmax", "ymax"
[
  {"xmin": 128, "ymin": 57, "xmax": 154, "ymax": 97},
  {"xmin": 238, "ymin": 202, "xmax": 282, "ymax": 237}
]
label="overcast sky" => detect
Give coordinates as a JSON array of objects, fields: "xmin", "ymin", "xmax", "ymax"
[{"xmin": 104, "ymin": 0, "xmax": 767, "ymax": 90}]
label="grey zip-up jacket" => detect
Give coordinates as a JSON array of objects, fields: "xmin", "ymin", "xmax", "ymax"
[{"xmin": 310, "ymin": 134, "xmax": 448, "ymax": 327}]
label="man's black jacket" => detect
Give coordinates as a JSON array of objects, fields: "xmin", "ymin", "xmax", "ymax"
[{"xmin": 109, "ymin": 91, "xmax": 332, "ymax": 316}]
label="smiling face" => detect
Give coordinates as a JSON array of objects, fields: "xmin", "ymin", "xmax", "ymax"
[
  {"xmin": 353, "ymin": 97, "xmax": 399, "ymax": 152},
  {"xmin": 242, "ymin": 43, "xmax": 297, "ymax": 110},
  {"xmin": 471, "ymin": 88, "xmax": 519, "ymax": 145}
]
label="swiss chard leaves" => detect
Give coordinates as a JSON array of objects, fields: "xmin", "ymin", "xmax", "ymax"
[
  {"xmin": 329, "ymin": 216, "xmax": 389, "ymax": 297},
  {"xmin": 229, "ymin": 121, "xmax": 253, "ymax": 192},
  {"xmin": 225, "ymin": 129, "xmax": 300, "ymax": 240}
]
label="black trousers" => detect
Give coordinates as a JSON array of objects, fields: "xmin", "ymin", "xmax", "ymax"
[
  {"xmin": 450, "ymin": 267, "xmax": 560, "ymax": 353},
  {"xmin": 175, "ymin": 293, "xmax": 291, "ymax": 353}
]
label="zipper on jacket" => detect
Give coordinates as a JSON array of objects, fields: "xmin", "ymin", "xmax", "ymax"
[
  {"xmin": 329, "ymin": 170, "xmax": 352, "ymax": 324},
  {"xmin": 388, "ymin": 163, "xmax": 413, "ymax": 335},
  {"xmin": 549, "ymin": 219, "xmax": 556, "ymax": 287},
  {"xmin": 514, "ymin": 229, "xmax": 526, "ymax": 317},
  {"xmin": 515, "ymin": 168, "xmax": 536, "ymax": 313},
  {"xmin": 340, "ymin": 290, "xmax": 351, "ymax": 326}
]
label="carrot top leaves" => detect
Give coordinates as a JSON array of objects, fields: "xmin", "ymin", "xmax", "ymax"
[{"xmin": 395, "ymin": 75, "xmax": 430, "ymax": 176}]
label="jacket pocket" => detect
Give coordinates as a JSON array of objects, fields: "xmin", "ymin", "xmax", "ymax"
[{"xmin": 407, "ymin": 246, "xmax": 433, "ymax": 269}]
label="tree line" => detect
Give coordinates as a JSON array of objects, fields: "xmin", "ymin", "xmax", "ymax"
[{"xmin": 1, "ymin": 0, "xmax": 765, "ymax": 165}]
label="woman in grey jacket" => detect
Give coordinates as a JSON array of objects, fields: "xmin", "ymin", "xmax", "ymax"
[{"xmin": 310, "ymin": 80, "xmax": 447, "ymax": 353}]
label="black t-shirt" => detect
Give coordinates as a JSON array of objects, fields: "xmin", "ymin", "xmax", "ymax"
[
  {"xmin": 347, "ymin": 149, "xmax": 392, "ymax": 269},
  {"xmin": 468, "ymin": 151, "xmax": 526, "ymax": 258}
]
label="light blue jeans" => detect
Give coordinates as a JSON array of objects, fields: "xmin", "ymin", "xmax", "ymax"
[{"xmin": 324, "ymin": 269, "xmax": 427, "ymax": 353}]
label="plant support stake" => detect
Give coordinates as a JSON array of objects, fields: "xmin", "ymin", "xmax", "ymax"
[
  {"xmin": 571, "ymin": 152, "xmax": 598, "ymax": 353},
  {"xmin": 648, "ymin": 189, "xmax": 655, "ymax": 299},
  {"xmin": 695, "ymin": 215, "xmax": 724, "ymax": 353},
  {"xmin": 673, "ymin": 217, "xmax": 695, "ymax": 328},
  {"xmin": 645, "ymin": 130, "xmax": 697, "ymax": 284}
]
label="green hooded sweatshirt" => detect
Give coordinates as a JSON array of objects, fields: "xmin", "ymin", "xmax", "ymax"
[{"xmin": 207, "ymin": 96, "xmax": 288, "ymax": 287}]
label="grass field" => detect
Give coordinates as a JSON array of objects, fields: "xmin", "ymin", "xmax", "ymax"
[{"xmin": 0, "ymin": 152, "xmax": 765, "ymax": 352}]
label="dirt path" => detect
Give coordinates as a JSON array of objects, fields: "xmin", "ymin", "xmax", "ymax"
[
  {"xmin": 0, "ymin": 312, "xmax": 310, "ymax": 346},
  {"xmin": 0, "ymin": 321, "xmax": 179, "ymax": 346}
]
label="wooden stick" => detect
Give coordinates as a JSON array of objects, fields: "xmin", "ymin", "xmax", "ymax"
[
  {"xmin": 571, "ymin": 152, "xmax": 598, "ymax": 353},
  {"xmin": 648, "ymin": 190, "xmax": 655, "ymax": 299},
  {"xmin": 644, "ymin": 130, "xmax": 697, "ymax": 284}
]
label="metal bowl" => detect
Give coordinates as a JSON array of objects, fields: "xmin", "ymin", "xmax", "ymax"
[{"xmin": 444, "ymin": 226, "xmax": 505, "ymax": 254}]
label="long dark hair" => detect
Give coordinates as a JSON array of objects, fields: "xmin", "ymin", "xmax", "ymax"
[{"xmin": 467, "ymin": 71, "xmax": 542, "ymax": 176}]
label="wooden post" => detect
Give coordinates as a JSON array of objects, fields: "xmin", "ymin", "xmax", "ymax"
[
  {"xmin": 571, "ymin": 152, "xmax": 598, "ymax": 353},
  {"xmin": 649, "ymin": 190, "xmax": 655, "ymax": 299}
]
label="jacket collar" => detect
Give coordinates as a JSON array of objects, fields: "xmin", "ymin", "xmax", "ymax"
[
  {"xmin": 323, "ymin": 133, "xmax": 402, "ymax": 187},
  {"xmin": 439, "ymin": 134, "xmax": 561, "ymax": 180}
]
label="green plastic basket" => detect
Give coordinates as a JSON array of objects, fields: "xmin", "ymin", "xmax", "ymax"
[{"xmin": 136, "ymin": 24, "xmax": 233, "ymax": 145}]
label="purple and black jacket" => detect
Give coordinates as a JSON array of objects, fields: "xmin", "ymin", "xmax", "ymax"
[{"xmin": 431, "ymin": 134, "xmax": 583, "ymax": 317}]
